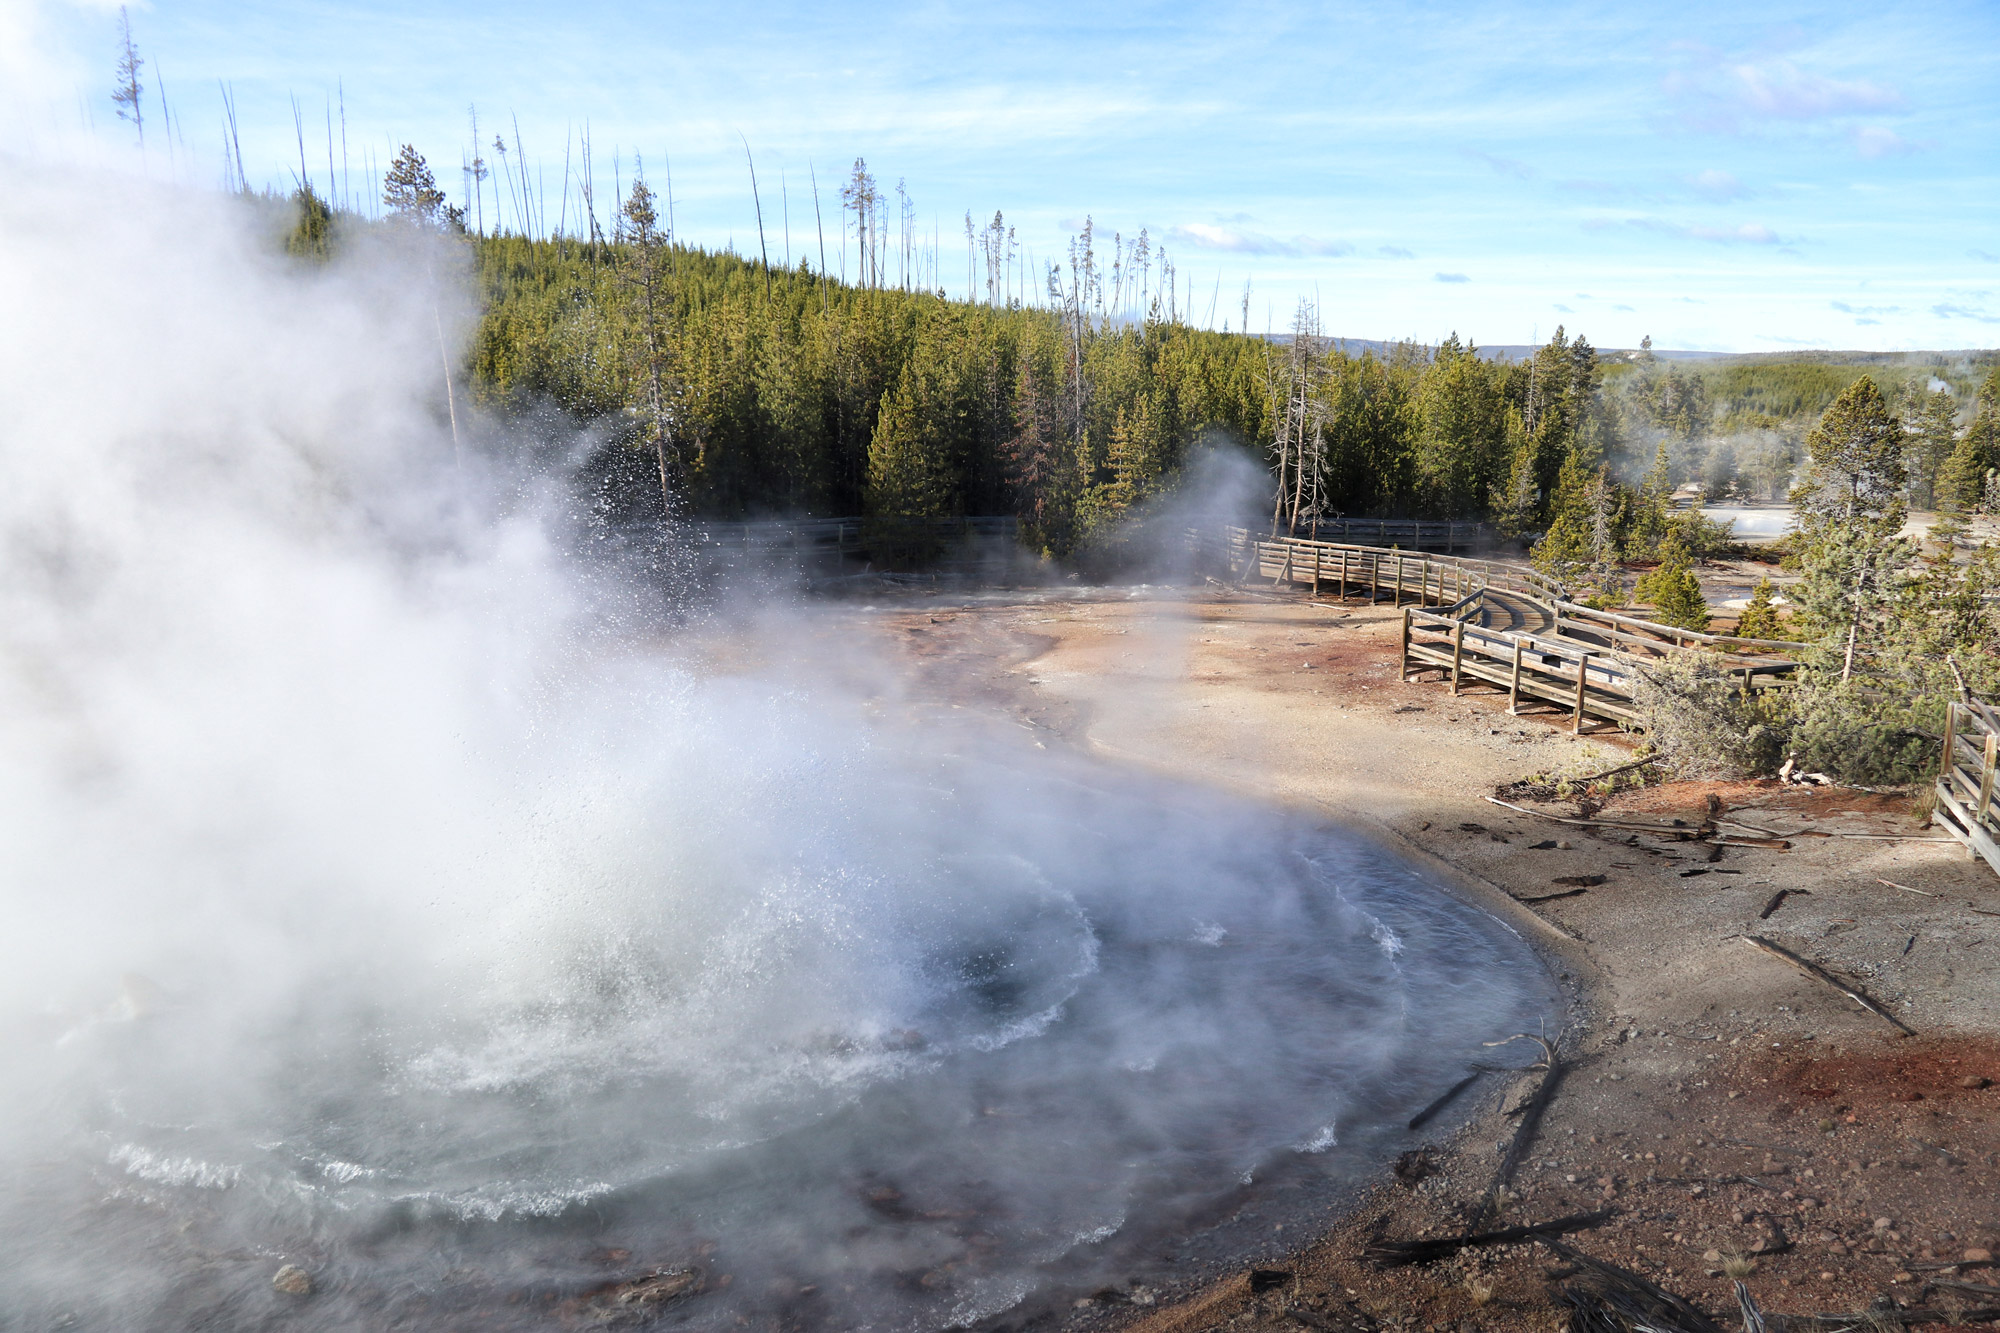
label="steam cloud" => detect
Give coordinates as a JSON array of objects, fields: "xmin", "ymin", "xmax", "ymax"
[{"xmin": 0, "ymin": 162, "xmax": 1552, "ymax": 1329}]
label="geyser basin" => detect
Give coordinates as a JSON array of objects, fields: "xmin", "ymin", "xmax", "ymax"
[{"xmin": 1, "ymin": 709, "xmax": 1555, "ymax": 1332}]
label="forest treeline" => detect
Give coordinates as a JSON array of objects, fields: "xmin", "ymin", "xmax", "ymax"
[
  {"xmin": 285, "ymin": 153, "xmax": 2000, "ymax": 786},
  {"xmin": 308, "ymin": 152, "xmax": 2000, "ymax": 569}
]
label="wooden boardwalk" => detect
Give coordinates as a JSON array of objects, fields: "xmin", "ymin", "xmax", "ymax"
[
  {"xmin": 1224, "ymin": 528, "xmax": 1804, "ymax": 735},
  {"xmin": 1935, "ymin": 700, "xmax": 2000, "ymax": 877}
]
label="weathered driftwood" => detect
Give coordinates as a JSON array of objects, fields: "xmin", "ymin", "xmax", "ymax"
[
  {"xmin": 1739, "ymin": 934, "xmax": 1916, "ymax": 1036},
  {"xmin": 1474, "ymin": 1033, "xmax": 1563, "ymax": 1229},
  {"xmin": 1542, "ymin": 1239, "xmax": 1728, "ymax": 1333},
  {"xmin": 1483, "ymin": 797, "xmax": 1793, "ymax": 848},
  {"xmin": 1737, "ymin": 1281, "xmax": 1771, "ymax": 1333},
  {"xmin": 1781, "ymin": 1306, "xmax": 2000, "ymax": 1328},
  {"xmin": 1361, "ymin": 1209, "xmax": 1615, "ymax": 1268}
]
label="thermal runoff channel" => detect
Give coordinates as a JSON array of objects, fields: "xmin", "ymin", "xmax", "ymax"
[{"xmin": 0, "ymin": 166, "xmax": 1555, "ymax": 1330}]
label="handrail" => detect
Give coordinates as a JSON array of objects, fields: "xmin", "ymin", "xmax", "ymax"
[
  {"xmin": 1934, "ymin": 701, "xmax": 2000, "ymax": 877},
  {"xmin": 1224, "ymin": 526, "xmax": 1804, "ymax": 736}
]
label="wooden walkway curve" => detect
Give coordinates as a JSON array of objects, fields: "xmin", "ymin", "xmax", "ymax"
[{"xmin": 1223, "ymin": 528, "xmax": 1805, "ymax": 735}]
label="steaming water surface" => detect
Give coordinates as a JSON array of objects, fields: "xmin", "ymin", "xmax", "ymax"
[
  {"xmin": 0, "ymin": 688, "xmax": 1554, "ymax": 1331},
  {"xmin": 0, "ymin": 168, "xmax": 1555, "ymax": 1332}
]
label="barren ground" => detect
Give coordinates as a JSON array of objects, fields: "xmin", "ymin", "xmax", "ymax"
[{"xmin": 834, "ymin": 580, "xmax": 2000, "ymax": 1333}]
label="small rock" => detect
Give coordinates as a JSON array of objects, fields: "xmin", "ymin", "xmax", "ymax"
[
  {"xmin": 1891, "ymin": 1271, "xmax": 1914, "ymax": 1284},
  {"xmin": 1703, "ymin": 1249, "xmax": 1723, "ymax": 1263},
  {"xmin": 1959, "ymin": 1076, "xmax": 1992, "ymax": 1090},
  {"xmin": 1965, "ymin": 1248, "xmax": 1996, "ymax": 1264},
  {"xmin": 272, "ymin": 1265, "xmax": 312, "ymax": 1297},
  {"xmin": 1874, "ymin": 1217, "xmax": 1894, "ymax": 1232}
]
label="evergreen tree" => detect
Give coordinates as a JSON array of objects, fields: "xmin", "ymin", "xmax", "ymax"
[
  {"xmin": 1937, "ymin": 368, "xmax": 2000, "ymax": 514},
  {"xmin": 1490, "ymin": 407, "xmax": 1539, "ymax": 542},
  {"xmin": 1789, "ymin": 375, "xmax": 1907, "ymax": 540},
  {"xmin": 619, "ymin": 175, "xmax": 678, "ymax": 515},
  {"xmin": 1733, "ymin": 577, "xmax": 1782, "ymax": 640},
  {"xmin": 382, "ymin": 145, "xmax": 447, "ymax": 223},
  {"xmin": 1633, "ymin": 542, "xmax": 1709, "ymax": 631},
  {"xmin": 1413, "ymin": 334, "xmax": 1504, "ymax": 516},
  {"xmin": 867, "ymin": 307, "xmax": 974, "ymax": 519},
  {"xmin": 1902, "ymin": 383, "xmax": 1959, "ymax": 511}
]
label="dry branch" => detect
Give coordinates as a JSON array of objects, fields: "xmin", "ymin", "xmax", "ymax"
[
  {"xmin": 1739, "ymin": 934, "xmax": 1916, "ymax": 1036},
  {"xmin": 1361, "ymin": 1209, "xmax": 1615, "ymax": 1268}
]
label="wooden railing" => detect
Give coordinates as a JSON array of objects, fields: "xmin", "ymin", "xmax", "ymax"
[
  {"xmin": 1223, "ymin": 528, "xmax": 1804, "ymax": 735},
  {"xmin": 1935, "ymin": 700, "xmax": 2000, "ymax": 875},
  {"xmin": 1278, "ymin": 518, "xmax": 1492, "ymax": 551}
]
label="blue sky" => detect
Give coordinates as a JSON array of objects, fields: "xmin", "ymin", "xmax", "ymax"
[{"xmin": 19, "ymin": 0, "xmax": 2000, "ymax": 351}]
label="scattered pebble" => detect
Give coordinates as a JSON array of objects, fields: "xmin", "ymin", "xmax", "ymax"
[{"xmin": 272, "ymin": 1265, "xmax": 312, "ymax": 1297}]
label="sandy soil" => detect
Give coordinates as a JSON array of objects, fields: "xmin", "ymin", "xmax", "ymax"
[{"xmin": 845, "ymin": 581, "xmax": 2000, "ymax": 1333}]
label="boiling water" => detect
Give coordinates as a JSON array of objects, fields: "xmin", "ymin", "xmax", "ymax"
[
  {"xmin": 0, "ymin": 165, "xmax": 1554, "ymax": 1332},
  {"xmin": 0, "ymin": 699, "xmax": 1553, "ymax": 1332}
]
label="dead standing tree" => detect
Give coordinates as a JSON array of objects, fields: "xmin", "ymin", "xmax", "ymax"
[
  {"xmin": 111, "ymin": 6, "xmax": 145, "ymax": 149},
  {"xmin": 840, "ymin": 159, "xmax": 882, "ymax": 289},
  {"xmin": 1264, "ymin": 300, "xmax": 1329, "ymax": 536}
]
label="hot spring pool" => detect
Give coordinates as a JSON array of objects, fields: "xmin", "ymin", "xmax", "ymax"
[{"xmin": 1, "ymin": 742, "xmax": 1556, "ymax": 1333}]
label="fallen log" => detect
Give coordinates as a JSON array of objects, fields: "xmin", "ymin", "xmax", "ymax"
[
  {"xmin": 1362, "ymin": 1209, "xmax": 1616, "ymax": 1268},
  {"xmin": 1739, "ymin": 935, "xmax": 1916, "ymax": 1036}
]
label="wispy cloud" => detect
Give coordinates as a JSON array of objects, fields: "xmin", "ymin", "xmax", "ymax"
[
  {"xmin": 1934, "ymin": 302, "xmax": 1999, "ymax": 324},
  {"xmin": 1587, "ymin": 216, "xmax": 1787, "ymax": 245},
  {"xmin": 1853, "ymin": 125, "xmax": 1922, "ymax": 158},
  {"xmin": 1166, "ymin": 224, "xmax": 1353, "ymax": 257},
  {"xmin": 1552, "ymin": 303, "xmax": 1573, "ymax": 313},
  {"xmin": 1378, "ymin": 246, "xmax": 1414, "ymax": 259},
  {"xmin": 1666, "ymin": 49, "xmax": 1905, "ymax": 132},
  {"xmin": 1973, "ymin": 250, "xmax": 2000, "ymax": 265},
  {"xmin": 1434, "ymin": 272, "xmax": 1470, "ymax": 284},
  {"xmin": 1462, "ymin": 150, "xmax": 1536, "ymax": 181},
  {"xmin": 1613, "ymin": 304, "xmax": 1635, "ymax": 312},
  {"xmin": 1831, "ymin": 300, "xmax": 1901, "ymax": 316},
  {"xmin": 1688, "ymin": 168, "xmax": 1747, "ymax": 200}
]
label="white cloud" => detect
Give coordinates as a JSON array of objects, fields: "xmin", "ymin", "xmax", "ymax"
[
  {"xmin": 1588, "ymin": 216, "xmax": 1787, "ymax": 245},
  {"xmin": 1434, "ymin": 272, "xmax": 1470, "ymax": 284},
  {"xmin": 1666, "ymin": 50, "xmax": 1905, "ymax": 132},
  {"xmin": 1852, "ymin": 125, "xmax": 1921, "ymax": 158},
  {"xmin": 1688, "ymin": 168, "xmax": 1746, "ymax": 200},
  {"xmin": 1166, "ymin": 223, "xmax": 1353, "ymax": 258}
]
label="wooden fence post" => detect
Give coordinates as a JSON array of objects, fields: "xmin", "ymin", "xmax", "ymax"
[
  {"xmin": 1980, "ymin": 730, "xmax": 1998, "ymax": 830},
  {"xmin": 1311, "ymin": 545, "xmax": 1321, "ymax": 598},
  {"xmin": 1394, "ymin": 556, "xmax": 1405, "ymax": 608},
  {"xmin": 1339, "ymin": 547, "xmax": 1349, "ymax": 600},
  {"xmin": 1450, "ymin": 620, "xmax": 1466, "ymax": 695},
  {"xmin": 1941, "ymin": 701, "xmax": 1959, "ymax": 790},
  {"xmin": 1573, "ymin": 651, "xmax": 1596, "ymax": 734},
  {"xmin": 1508, "ymin": 638, "xmax": 1525, "ymax": 714},
  {"xmin": 1400, "ymin": 608, "xmax": 1413, "ymax": 682}
]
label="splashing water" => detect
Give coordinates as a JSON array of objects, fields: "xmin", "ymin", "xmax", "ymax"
[{"xmin": 0, "ymin": 165, "xmax": 1555, "ymax": 1329}]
